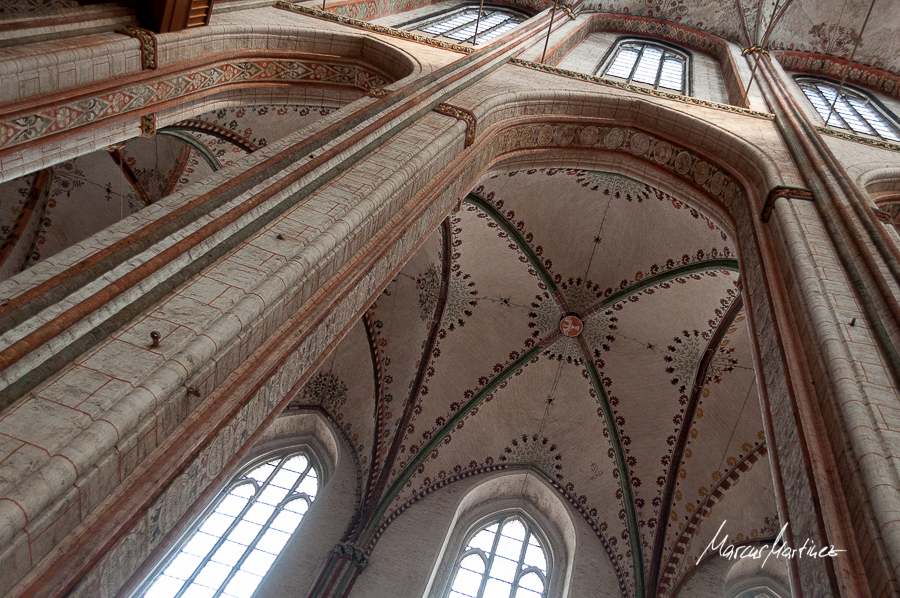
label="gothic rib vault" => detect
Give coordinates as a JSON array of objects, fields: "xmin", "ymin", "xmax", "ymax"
[
  {"xmin": 1, "ymin": 1, "xmax": 900, "ymax": 598},
  {"xmin": 294, "ymin": 162, "xmax": 777, "ymax": 598}
]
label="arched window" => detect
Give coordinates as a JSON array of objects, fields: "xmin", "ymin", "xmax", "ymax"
[
  {"xmin": 403, "ymin": 5, "xmax": 525, "ymax": 45},
  {"xmin": 137, "ymin": 451, "xmax": 319, "ymax": 598},
  {"xmin": 797, "ymin": 77, "xmax": 900, "ymax": 141},
  {"xmin": 446, "ymin": 514, "xmax": 549, "ymax": 598},
  {"xmin": 598, "ymin": 39, "xmax": 689, "ymax": 93}
]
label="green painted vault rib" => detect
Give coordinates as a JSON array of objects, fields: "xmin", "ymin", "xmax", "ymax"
[
  {"xmin": 589, "ymin": 259, "xmax": 740, "ymax": 315},
  {"xmin": 465, "ymin": 193, "xmax": 558, "ymax": 294},
  {"xmin": 582, "ymin": 347, "xmax": 645, "ymax": 598},
  {"xmin": 156, "ymin": 129, "xmax": 223, "ymax": 172},
  {"xmin": 369, "ymin": 190, "xmax": 738, "ymax": 595},
  {"xmin": 359, "ymin": 342, "xmax": 547, "ymax": 547},
  {"xmin": 465, "ymin": 190, "xmax": 645, "ymax": 597}
]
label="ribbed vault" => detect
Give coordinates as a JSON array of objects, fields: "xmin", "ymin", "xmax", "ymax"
[{"xmin": 294, "ymin": 162, "xmax": 780, "ymax": 597}]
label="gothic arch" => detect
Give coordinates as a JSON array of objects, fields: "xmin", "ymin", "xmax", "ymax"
[
  {"xmin": 423, "ymin": 472, "xmax": 577, "ymax": 598},
  {"xmin": 463, "ymin": 88, "xmax": 793, "ymax": 198},
  {"xmin": 0, "ymin": 29, "xmax": 419, "ymax": 182},
  {"xmin": 102, "ymin": 410, "xmax": 360, "ymax": 598},
  {"xmin": 384, "ymin": 107, "xmax": 852, "ymax": 596},
  {"xmin": 354, "ymin": 470, "xmax": 583, "ymax": 598}
]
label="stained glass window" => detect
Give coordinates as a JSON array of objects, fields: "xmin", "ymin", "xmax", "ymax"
[
  {"xmin": 599, "ymin": 40, "xmax": 688, "ymax": 93},
  {"xmin": 797, "ymin": 78, "xmax": 900, "ymax": 141},
  {"xmin": 138, "ymin": 452, "xmax": 318, "ymax": 598},
  {"xmin": 413, "ymin": 6, "xmax": 524, "ymax": 45},
  {"xmin": 447, "ymin": 515, "xmax": 549, "ymax": 598}
]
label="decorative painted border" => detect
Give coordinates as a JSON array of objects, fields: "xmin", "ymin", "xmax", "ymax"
[
  {"xmin": 585, "ymin": 14, "xmax": 750, "ymax": 108},
  {"xmin": 0, "ymin": 58, "xmax": 389, "ymax": 151},
  {"xmin": 117, "ymin": 26, "xmax": 158, "ymax": 70},
  {"xmin": 760, "ymin": 185, "xmax": 814, "ymax": 222},
  {"xmin": 315, "ymin": 0, "xmax": 546, "ymax": 23},
  {"xmin": 657, "ymin": 444, "xmax": 768, "ymax": 596},
  {"xmin": 481, "ymin": 121, "xmax": 747, "ymax": 212},
  {"xmin": 165, "ymin": 119, "xmax": 260, "ymax": 153},
  {"xmin": 509, "ymin": 58, "xmax": 774, "ymax": 120},
  {"xmin": 433, "ymin": 103, "xmax": 477, "ymax": 147},
  {"xmin": 776, "ymin": 51, "xmax": 900, "ymax": 100},
  {"xmin": 274, "ymin": 2, "xmax": 473, "ymax": 54},
  {"xmin": 362, "ymin": 309, "xmax": 388, "ymax": 500},
  {"xmin": 816, "ymin": 126, "xmax": 900, "ymax": 153}
]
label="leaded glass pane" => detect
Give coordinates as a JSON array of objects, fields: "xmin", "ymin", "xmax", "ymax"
[
  {"xmin": 448, "ymin": 13, "xmax": 509, "ymax": 41},
  {"xmin": 452, "ymin": 568, "xmax": 484, "ymax": 596},
  {"xmin": 136, "ymin": 452, "xmax": 318, "ymax": 598},
  {"xmin": 632, "ymin": 46, "xmax": 663, "ymax": 85},
  {"xmin": 478, "ymin": 21, "xmax": 518, "ymax": 42},
  {"xmin": 517, "ymin": 572, "xmax": 544, "ymax": 593},
  {"xmin": 606, "ymin": 48, "xmax": 640, "ymax": 79},
  {"xmin": 523, "ymin": 540, "xmax": 546, "ymax": 573},
  {"xmin": 423, "ymin": 12, "xmax": 477, "ymax": 34},
  {"xmin": 658, "ymin": 57, "xmax": 684, "ymax": 91},
  {"xmin": 415, "ymin": 7, "xmax": 523, "ymax": 44},
  {"xmin": 468, "ymin": 525, "xmax": 498, "ymax": 551},
  {"xmin": 602, "ymin": 41, "xmax": 686, "ymax": 93},
  {"xmin": 799, "ymin": 79, "xmax": 900, "ymax": 141},
  {"xmin": 447, "ymin": 516, "xmax": 549, "ymax": 598}
]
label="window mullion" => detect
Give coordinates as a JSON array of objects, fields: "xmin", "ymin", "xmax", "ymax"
[
  {"xmin": 466, "ymin": 17, "xmax": 505, "ymax": 44},
  {"xmin": 476, "ymin": 519, "xmax": 505, "ymax": 598},
  {"xmin": 174, "ymin": 458, "xmax": 289, "ymax": 598},
  {"xmin": 508, "ymin": 528, "xmax": 530, "ymax": 598},
  {"xmin": 171, "ymin": 482, "xmax": 262, "ymax": 598},
  {"xmin": 652, "ymin": 53, "xmax": 667, "ymax": 90},
  {"xmin": 627, "ymin": 44, "xmax": 646, "ymax": 85},
  {"xmin": 442, "ymin": 12, "xmax": 481, "ymax": 39}
]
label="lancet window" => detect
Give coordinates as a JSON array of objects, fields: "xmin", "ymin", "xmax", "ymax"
[
  {"xmin": 137, "ymin": 451, "xmax": 319, "ymax": 598},
  {"xmin": 446, "ymin": 515, "xmax": 549, "ymax": 598}
]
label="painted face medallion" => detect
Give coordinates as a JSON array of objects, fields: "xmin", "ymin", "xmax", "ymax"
[{"xmin": 559, "ymin": 315, "xmax": 584, "ymax": 337}]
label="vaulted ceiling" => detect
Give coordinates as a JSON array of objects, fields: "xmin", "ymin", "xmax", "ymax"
[
  {"xmin": 580, "ymin": 0, "xmax": 900, "ymax": 75},
  {"xmin": 0, "ymin": 102, "xmax": 344, "ymax": 282},
  {"xmin": 295, "ymin": 164, "xmax": 780, "ymax": 596}
]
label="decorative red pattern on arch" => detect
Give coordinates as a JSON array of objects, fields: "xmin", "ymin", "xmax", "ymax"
[{"xmin": 657, "ymin": 443, "xmax": 768, "ymax": 597}]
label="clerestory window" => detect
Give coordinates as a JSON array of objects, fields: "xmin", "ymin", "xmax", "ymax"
[
  {"xmin": 405, "ymin": 5, "xmax": 525, "ymax": 45},
  {"xmin": 597, "ymin": 39, "xmax": 689, "ymax": 94},
  {"xmin": 446, "ymin": 514, "xmax": 549, "ymax": 598},
  {"xmin": 797, "ymin": 77, "xmax": 900, "ymax": 141},
  {"xmin": 137, "ymin": 451, "xmax": 319, "ymax": 598}
]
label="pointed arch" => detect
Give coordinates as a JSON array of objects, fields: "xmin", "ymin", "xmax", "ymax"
[{"xmin": 419, "ymin": 472, "xmax": 577, "ymax": 598}]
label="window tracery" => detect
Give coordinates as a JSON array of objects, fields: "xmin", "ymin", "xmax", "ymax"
[
  {"xmin": 446, "ymin": 515, "xmax": 549, "ymax": 598},
  {"xmin": 797, "ymin": 77, "xmax": 900, "ymax": 141},
  {"xmin": 598, "ymin": 39, "xmax": 689, "ymax": 93},
  {"xmin": 406, "ymin": 5, "xmax": 524, "ymax": 44},
  {"xmin": 138, "ymin": 451, "xmax": 319, "ymax": 598}
]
